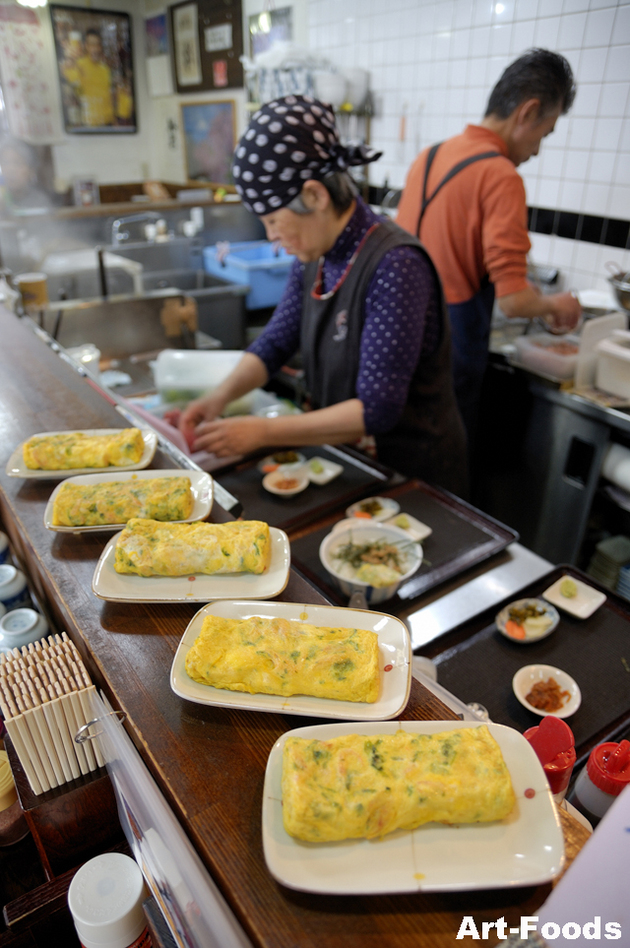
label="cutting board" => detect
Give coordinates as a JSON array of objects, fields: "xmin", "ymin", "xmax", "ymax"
[{"xmin": 574, "ymin": 312, "xmax": 627, "ymax": 389}]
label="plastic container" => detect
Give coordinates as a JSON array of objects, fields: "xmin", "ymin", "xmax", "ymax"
[
  {"xmin": 203, "ymin": 240, "xmax": 295, "ymax": 309},
  {"xmin": 524, "ymin": 715, "xmax": 576, "ymax": 802},
  {"xmin": 0, "ymin": 531, "xmax": 10, "ymax": 565},
  {"xmin": 0, "ymin": 608, "xmax": 48, "ymax": 653},
  {"xmin": 0, "ymin": 565, "xmax": 32, "ymax": 612},
  {"xmin": 68, "ymin": 852, "xmax": 152, "ymax": 948},
  {"xmin": 595, "ymin": 329, "xmax": 630, "ymax": 398},
  {"xmin": 152, "ymin": 348, "xmax": 244, "ymax": 404},
  {"xmin": 513, "ymin": 332, "xmax": 581, "ymax": 380},
  {"xmin": 567, "ymin": 740, "xmax": 630, "ymax": 827}
]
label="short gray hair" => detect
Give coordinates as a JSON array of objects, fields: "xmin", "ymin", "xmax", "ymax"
[{"xmin": 286, "ymin": 172, "xmax": 358, "ymax": 215}]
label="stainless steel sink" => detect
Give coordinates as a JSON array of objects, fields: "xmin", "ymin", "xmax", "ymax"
[
  {"xmin": 142, "ymin": 268, "xmax": 249, "ymax": 349},
  {"xmin": 103, "ymin": 237, "xmax": 203, "ymax": 272}
]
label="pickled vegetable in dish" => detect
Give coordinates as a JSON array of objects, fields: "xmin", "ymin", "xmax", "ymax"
[
  {"xmin": 506, "ymin": 601, "xmax": 554, "ymax": 638},
  {"xmin": 282, "ymin": 725, "xmax": 515, "ymax": 842},
  {"xmin": 330, "ymin": 537, "xmax": 413, "ymax": 588},
  {"xmin": 525, "ymin": 677, "xmax": 570, "ymax": 712},
  {"xmin": 185, "ymin": 614, "xmax": 379, "ymax": 702},
  {"xmin": 272, "ymin": 450, "xmax": 300, "ymax": 464},
  {"xmin": 309, "ymin": 458, "xmax": 324, "ymax": 474},
  {"xmin": 273, "ymin": 477, "xmax": 301, "ymax": 490},
  {"xmin": 358, "ymin": 499, "xmax": 384, "ymax": 516}
]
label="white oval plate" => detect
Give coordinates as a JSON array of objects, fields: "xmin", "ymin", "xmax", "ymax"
[
  {"xmin": 6, "ymin": 429, "xmax": 157, "ymax": 479},
  {"xmin": 346, "ymin": 496, "xmax": 400, "ymax": 521},
  {"xmin": 542, "ymin": 575, "xmax": 606, "ymax": 619},
  {"xmin": 44, "ymin": 469, "xmax": 213, "ymax": 533},
  {"xmin": 170, "ymin": 599, "xmax": 412, "ymax": 720},
  {"xmin": 512, "ymin": 664, "xmax": 581, "ymax": 719},
  {"xmin": 262, "ymin": 720, "xmax": 564, "ymax": 895},
  {"xmin": 92, "ymin": 526, "xmax": 290, "ymax": 603}
]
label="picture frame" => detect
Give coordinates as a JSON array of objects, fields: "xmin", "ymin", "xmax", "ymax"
[
  {"xmin": 50, "ymin": 4, "xmax": 137, "ymax": 134},
  {"xmin": 170, "ymin": 0, "xmax": 244, "ymax": 95},
  {"xmin": 180, "ymin": 100, "xmax": 236, "ymax": 186}
]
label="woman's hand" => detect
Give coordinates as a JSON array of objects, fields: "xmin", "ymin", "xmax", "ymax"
[
  {"xmin": 178, "ymin": 393, "xmax": 226, "ymax": 449},
  {"xmin": 190, "ymin": 416, "xmax": 269, "ymax": 457}
]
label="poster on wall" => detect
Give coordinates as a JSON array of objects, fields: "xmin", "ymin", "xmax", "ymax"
[
  {"xmin": 145, "ymin": 12, "xmax": 173, "ymax": 97},
  {"xmin": 248, "ymin": 7, "xmax": 293, "ymax": 58},
  {"xmin": 0, "ymin": 5, "xmax": 64, "ymax": 144},
  {"xmin": 180, "ymin": 100, "xmax": 235, "ymax": 185},
  {"xmin": 50, "ymin": 5, "xmax": 136, "ymax": 134},
  {"xmin": 172, "ymin": 2, "xmax": 202, "ymax": 87},
  {"xmin": 170, "ymin": 0, "xmax": 243, "ymax": 95}
]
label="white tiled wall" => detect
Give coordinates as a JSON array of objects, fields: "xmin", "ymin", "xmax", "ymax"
[{"xmin": 307, "ymin": 0, "xmax": 630, "ymax": 292}]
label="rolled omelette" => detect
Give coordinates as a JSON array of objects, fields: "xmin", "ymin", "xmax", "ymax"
[
  {"xmin": 23, "ymin": 429, "xmax": 145, "ymax": 470},
  {"xmin": 114, "ymin": 519, "xmax": 271, "ymax": 576},
  {"xmin": 52, "ymin": 476, "xmax": 194, "ymax": 527},
  {"xmin": 185, "ymin": 614, "xmax": 379, "ymax": 702},
  {"xmin": 282, "ymin": 725, "xmax": 515, "ymax": 842}
]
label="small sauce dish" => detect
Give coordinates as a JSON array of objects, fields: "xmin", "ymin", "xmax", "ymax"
[
  {"xmin": 262, "ymin": 470, "xmax": 309, "ymax": 497},
  {"xmin": 512, "ymin": 664, "xmax": 581, "ymax": 718}
]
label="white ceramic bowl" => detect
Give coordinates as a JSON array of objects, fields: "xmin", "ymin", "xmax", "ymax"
[
  {"xmin": 512, "ymin": 664, "xmax": 581, "ymax": 719},
  {"xmin": 262, "ymin": 469, "xmax": 309, "ymax": 497},
  {"xmin": 495, "ymin": 598, "xmax": 560, "ymax": 644},
  {"xmin": 319, "ymin": 522, "xmax": 422, "ymax": 604}
]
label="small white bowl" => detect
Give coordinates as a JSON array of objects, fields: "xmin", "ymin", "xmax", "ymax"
[
  {"xmin": 319, "ymin": 521, "xmax": 422, "ymax": 604},
  {"xmin": 262, "ymin": 469, "xmax": 309, "ymax": 497},
  {"xmin": 496, "ymin": 598, "xmax": 560, "ymax": 644},
  {"xmin": 346, "ymin": 496, "xmax": 400, "ymax": 522},
  {"xmin": 257, "ymin": 451, "xmax": 305, "ymax": 474},
  {"xmin": 512, "ymin": 664, "xmax": 581, "ymax": 719}
]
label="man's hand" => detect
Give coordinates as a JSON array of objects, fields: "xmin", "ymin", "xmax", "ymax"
[
  {"xmin": 190, "ymin": 416, "xmax": 269, "ymax": 457},
  {"xmin": 543, "ymin": 292, "xmax": 582, "ymax": 334}
]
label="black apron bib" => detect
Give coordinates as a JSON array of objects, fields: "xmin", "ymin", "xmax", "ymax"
[
  {"xmin": 417, "ymin": 143, "xmax": 502, "ymax": 442},
  {"xmin": 300, "ymin": 217, "xmax": 467, "ymax": 497}
]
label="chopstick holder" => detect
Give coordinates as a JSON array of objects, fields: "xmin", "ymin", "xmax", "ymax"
[{"xmin": 1, "ymin": 633, "xmax": 101, "ymax": 793}]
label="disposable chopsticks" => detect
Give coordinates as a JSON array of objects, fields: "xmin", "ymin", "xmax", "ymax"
[{"xmin": 0, "ymin": 632, "xmax": 100, "ymax": 794}]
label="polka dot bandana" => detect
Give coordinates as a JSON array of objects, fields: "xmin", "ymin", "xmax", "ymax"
[{"xmin": 232, "ymin": 94, "xmax": 382, "ymax": 216}]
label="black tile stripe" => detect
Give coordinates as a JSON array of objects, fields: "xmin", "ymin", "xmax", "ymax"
[{"xmin": 528, "ymin": 206, "xmax": 630, "ymax": 250}]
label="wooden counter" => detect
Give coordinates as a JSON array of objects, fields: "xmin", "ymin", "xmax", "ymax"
[{"xmin": 0, "ymin": 308, "xmax": 589, "ymax": 948}]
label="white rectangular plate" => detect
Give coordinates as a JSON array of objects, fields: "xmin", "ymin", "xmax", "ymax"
[
  {"xmin": 44, "ymin": 470, "xmax": 214, "ymax": 533},
  {"xmin": 6, "ymin": 429, "xmax": 158, "ymax": 479},
  {"xmin": 262, "ymin": 720, "xmax": 564, "ymax": 895},
  {"xmin": 170, "ymin": 600, "xmax": 411, "ymax": 719},
  {"xmin": 306, "ymin": 457, "xmax": 344, "ymax": 485},
  {"xmin": 383, "ymin": 512, "xmax": 433, "ymax": 542},
  {"xmin": 92, "ymin": 527, "xmax": 290, "ymax": 603},
  {"xmin": 543, "ymin": 575, "xmax": 607, "ymax": 619}
]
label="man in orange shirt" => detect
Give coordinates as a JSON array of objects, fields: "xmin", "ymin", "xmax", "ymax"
[{"xmin": 396, "ymin": 49, "xmax": 581, "ymax": 443}]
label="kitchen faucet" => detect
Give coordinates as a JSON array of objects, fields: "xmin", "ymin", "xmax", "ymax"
[{"xmin": 111, "ymin": 211, "xmax": 162, "ymax": 244}]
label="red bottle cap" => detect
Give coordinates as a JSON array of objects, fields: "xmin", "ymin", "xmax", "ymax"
[
  {"xmin": 586, "ymin": 740, "xmax": 630, "ymax": 797},
  {"xmin": 524, "ymin": 716, "xmax": 576, "ymax": 795}
]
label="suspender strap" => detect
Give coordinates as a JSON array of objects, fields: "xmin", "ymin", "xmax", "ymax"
[{"xmin": 416, "ymin": 146, "xmax": 502, "ymax": 234}]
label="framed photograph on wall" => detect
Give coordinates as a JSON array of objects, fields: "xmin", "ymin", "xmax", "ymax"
[
  {"xmin": 180, "ymin": 100, "xmax": 236, "ymax": 185},
  {"xmin": 50, "ymin": 5, "xmax": 136, "ymax": 134}
]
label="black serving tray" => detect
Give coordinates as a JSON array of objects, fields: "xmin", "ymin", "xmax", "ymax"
[
  {"xmin": 289, "ymin": 479, "xmax": 518, "ymax": 607},
  {"xmin": 430, "ymin": 565, "xmax": 630, "ymax": 764},
  {"xmin": 214, "ymin": 444, "xmax": 404, "ymax": 532}
]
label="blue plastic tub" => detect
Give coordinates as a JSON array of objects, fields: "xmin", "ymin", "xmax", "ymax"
[{"xmin": 203, "ymin": 240, "xmax": 295, "ymax": 309}]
